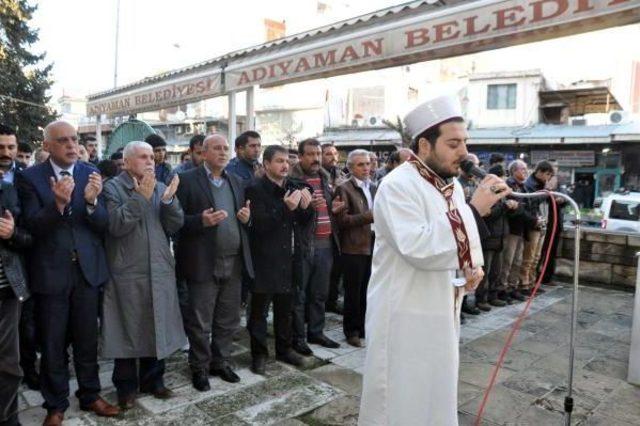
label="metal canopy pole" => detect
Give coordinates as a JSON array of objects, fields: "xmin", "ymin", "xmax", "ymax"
[
  {"xmin": 246, "ymin": 86, "xmax": 255, "ymax": 131},
  {"xmin": 95, "ymin": 115, "xmax": 103, "ymax": 159},
  {"xmin": 228, "ymin": 91, "xmax": 237, "ymax": 156}
]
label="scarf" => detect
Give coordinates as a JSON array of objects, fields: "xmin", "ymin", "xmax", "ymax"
[{"xmin": 406, "ymin": 152, "xmax": 473, "ymax": 270}]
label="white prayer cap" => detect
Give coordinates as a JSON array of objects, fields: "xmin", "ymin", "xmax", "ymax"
[{"xmin": 403, "ymin": 95, "xmax": 463, "ymax": 140}]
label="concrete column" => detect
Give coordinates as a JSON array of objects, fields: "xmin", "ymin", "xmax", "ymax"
[
  {"xmin": 228, "ymin": 91, "xmax": 237, "ymax": 157},
  {"xmin": 246, "ymin": 86, "xmax": 255, "ymax": 131}
]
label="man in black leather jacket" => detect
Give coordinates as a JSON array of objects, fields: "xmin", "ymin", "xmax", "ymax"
[{"xmin": 0, "ymin": 180, "xmax": 33, "ymax": 426}]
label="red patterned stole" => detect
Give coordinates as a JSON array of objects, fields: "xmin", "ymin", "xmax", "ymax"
[{"xmin": 406, "ymin": 152, "xmax": 473, "ymax": 269}]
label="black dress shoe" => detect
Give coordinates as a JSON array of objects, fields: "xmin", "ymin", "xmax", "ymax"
[
  {"xmin": 325, "ymin": 302, "xmax": 343, "ymax": 315},
  {"xmin": 462, "ymin": 304, "xmax": 481, "ymax": 315},
  {"xmin": 22, "ymin": 370, "xmax": 40, "ymax": 390},
  {"xmin": 151, "ymin": 387, "xmax": 173, "ymax": 399},
  {"xmin": 307, "ymin": 334, "xmax": 340, "ymax": 349},
  {"xmin": 293, "ymin": 340, "xmax": 313, "ymax": 356},
  {"xmin": 251, "ymin": 357, "xmax": 266, "ymax": 375},
  {"xmin": 476, "ymin": 302, "xmax": 492, "ymax": 312},
  {"xmin": 489, "ymin": 298, "xmax": 507, "ymax": 307},
  {"xmin": 192, "ymin": 372, "xmax": 210, "ymax": 392},
  {"xmin": 117, "ymin": 394, "xmax": 136, "ymax": 410},
  {"xmin": 210, "ymin": 366, "xmax": 240, "ymax": 383},
  {"xmin": 346, "ymin": 336, "xmax": 363, "ymax": 348},
  {"xmin": 510, "ymin": 291, "xmax": 526, "ymax": 302},
  {"xmin": 139, "ymin": 384, "xmax": 173, "ymax": 399},
  {"xmin": 276, "ymin": 350, "xmax": 305, "ymax": 367}
]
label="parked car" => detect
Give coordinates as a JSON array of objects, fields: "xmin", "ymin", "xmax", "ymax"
[{"xmin": 599, "ymin": 192, "xmax": 640, "ymax": 233}]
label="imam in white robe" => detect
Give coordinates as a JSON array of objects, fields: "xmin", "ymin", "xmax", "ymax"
[{"xmin": 359, "ymin": 161, "xmax": 483, "ymax": 426}]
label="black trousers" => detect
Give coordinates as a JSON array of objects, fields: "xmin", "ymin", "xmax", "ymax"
[
  {"xmin": 0, "ymin": 294, "xmax": 21, "ymax": 425},
  {"xmin": 248, "ymin": 292, "xmax": 293, "ymax": 359},
  {"xmin": 327, "ymin": 243, "xmax": 343, "ymax": 308},
  {"xmin": 112, "ymin": 358, "xmax": 165, "ymax": 398},
  {"xmin": 36, "ymin": 265, "xmax": 101, "ymax": 412},
  {"xmin": 19, "ymin": 297, "xmax": 38, "ymax": 376},
  {"xmin": 342, "ymin": 254, "xmax": 371, "ymax": 339},
  {"xmin": 476, "ymin": 249, "xmax": 502, "ymax": 303},
  {"xmin": 540, "ymin": 221, "xmax": 562, "ymax": 283}
]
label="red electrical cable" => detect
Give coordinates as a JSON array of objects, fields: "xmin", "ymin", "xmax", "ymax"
[{"xmin": 474, "ymin": 191, "xmax": 559, "ymax": 425}]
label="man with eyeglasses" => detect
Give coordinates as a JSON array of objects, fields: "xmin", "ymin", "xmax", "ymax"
[{"xmin": 16, "ymin": 121, "xmax": 120, "ymax": 426}]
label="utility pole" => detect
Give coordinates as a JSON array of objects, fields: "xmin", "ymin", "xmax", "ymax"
[{"xmin": 114, "ymin": 0, "xmax": 121, "ymax": 88}]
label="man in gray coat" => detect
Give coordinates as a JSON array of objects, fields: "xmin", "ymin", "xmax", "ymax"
[{"xmin": 101, "ymin": 141, "xmax": 187, "ymax": 409}]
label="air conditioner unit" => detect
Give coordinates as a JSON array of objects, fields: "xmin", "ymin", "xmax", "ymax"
[
  {"xmin": 366, "ymin": 116, "xmax": 383, "ymax": 127},
  {"xmin": 351, "ymin": 118, "xmax": 364, "ymax": 127},
  {"xmin": 609, "ymin": 110, "xmax": 631, "ymax": 124}
]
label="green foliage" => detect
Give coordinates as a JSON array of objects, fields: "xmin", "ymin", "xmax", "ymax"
[
  {"xmin": 382, "ymin": 116, "xmax": 411, "ymax": 147},
  {"xmin": 0, "ymin": 0, "xmax": 57, "ymax": 144}
]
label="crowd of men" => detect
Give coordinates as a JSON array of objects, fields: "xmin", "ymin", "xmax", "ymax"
[
  {"xmin": 0, "ymin": 120, "xmax": 561, "ymax": 426},
  {"xmin": 457, "ymin": 153, "xmax": 563, "ymax": 323}
]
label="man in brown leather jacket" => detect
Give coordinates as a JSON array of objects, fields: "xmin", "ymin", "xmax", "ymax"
[{"xmin": 334, "ymin": 149, "xmax": 376, "ymax": 348}]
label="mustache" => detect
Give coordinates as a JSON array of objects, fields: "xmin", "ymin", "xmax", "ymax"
[
  {"xmin": 0, "ymin": 156, "xmax": 12, "ymax": 161},
  {"xmin": 311, "ymin": 161, "xmax": 320, "ymax": 166}
]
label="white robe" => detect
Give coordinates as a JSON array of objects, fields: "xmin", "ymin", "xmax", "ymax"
[{"xmin": 358, "ymin": 162, "xmax": 483, "ymax": 426}]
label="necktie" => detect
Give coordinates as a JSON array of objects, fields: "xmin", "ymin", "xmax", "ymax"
[{"xmin": 59, "ymin": 171, "xmax": 72, "ymax": 216}]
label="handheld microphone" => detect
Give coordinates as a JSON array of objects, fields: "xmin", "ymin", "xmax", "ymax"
[
  {"xmin": 460, "ymin": 159, "xmax": 487, "ymax": 180},
  {"xmin": 459, "ymin": 159, "xmax": 550, "ymax": 200},
  {"xmin": 460, "ymin": 159, "xmax": 510, "ymax": 194}
]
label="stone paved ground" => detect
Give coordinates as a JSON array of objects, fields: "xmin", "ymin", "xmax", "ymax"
[{"xmin": 16, "ymin": 284, "xmax": 639, "ymax": 425}]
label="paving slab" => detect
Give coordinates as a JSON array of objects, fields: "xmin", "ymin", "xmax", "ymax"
[
  {"xmin": 591, "ymin": 383, "xmax": 640, "ymax": 425},
  {"xmin": 234, "ymin": 381, "xmax": 341, "ymax": 425},
  {"xmin": 458, "ymin": 362, "xmax": 515, "ymax": 388},
  {"xmin": 500, "ymin": 368, "xmax": 565, "ymax": 398},
  {"xmin": 459, "ymin": 384, "xmax": 532, "ymax": 424},
  {"xmin": 137, "ymin": 367, "xmax": 265, "ymax": 414},
  {"xmin": 583, "ymin": 358, "xmax": 628, "ymax": 380},
  {"xmin": 302, "ymin": 395, "xmax": 360, "ymax": 425},
  {"xmin": 306, "ymin": 364, "xmax": 363, "ymax": 396}
]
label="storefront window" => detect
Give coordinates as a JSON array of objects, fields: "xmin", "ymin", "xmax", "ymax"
[{"xmin": 596, "ymin": 152, "xmax": 621, "ymax": 168}]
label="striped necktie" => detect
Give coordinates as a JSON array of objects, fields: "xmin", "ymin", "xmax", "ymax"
[{"xmin": 59, "ymin": 171, "xmax": 72, "ymax": 216}]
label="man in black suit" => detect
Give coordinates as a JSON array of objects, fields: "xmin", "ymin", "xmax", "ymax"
[
  {"xmin": 0, "ymin": 125, "xmax": 38, "ymax": 391},
  {"xmin": 176, "ymin": 134, "xmax": 254, "ymax": 392},
  {"xmin": 0, "ymin": 177, "xmax": 33, "ymax": 426},
  {"xmin": 245, "ymin": 145, "xmax": 315, "ymax": 375},
  {"xmin": 16, "ymin": 121, "xmax": 120, "ymax": 426}
]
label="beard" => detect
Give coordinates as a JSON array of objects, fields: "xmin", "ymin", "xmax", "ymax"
[{"xmin": 424, "ymin": 154, "xmax": 457, "ymax": 180}]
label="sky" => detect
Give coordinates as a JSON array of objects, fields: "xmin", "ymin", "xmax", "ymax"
[{"xmin": 30, "ymin": 0, "xmax": 640, "ymax": 109}]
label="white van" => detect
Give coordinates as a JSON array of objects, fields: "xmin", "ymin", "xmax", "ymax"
[{"xmin": 599, "ymin": 192, "xmax": 640, "ymax": 234}]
